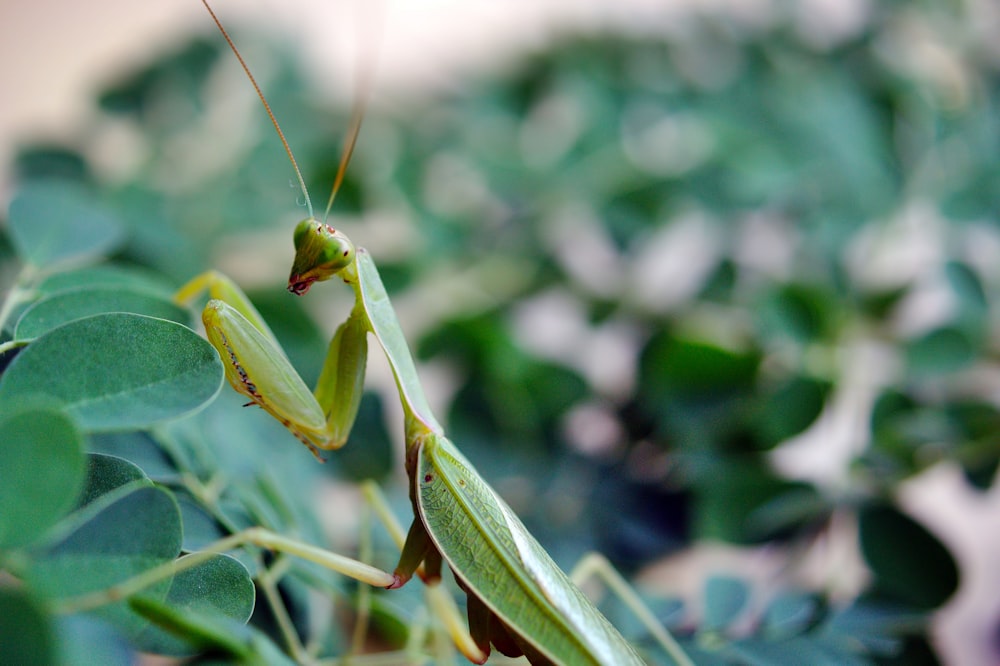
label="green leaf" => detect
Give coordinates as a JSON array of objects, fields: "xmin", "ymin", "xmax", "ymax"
[
  {"xmin": 55, "ymin": 615, "xmax": 133, "ymax": 666},
  {"xmin": 13, "ymin": 145, "xmax": 90, "ymax": 184},
  {"xmin": 638, "ymin": 334, "xmax": 761, "ymax": 446},
  {"xmin": 15, "ymin": 286, "xmax": 190, "ymax": 340},
  {"xmin": 27, "ymin": 483, "xmax": 182, "ymax": 600},
  {"xmin": 0, "ymin": 401, "xmax": 85, "ymax": 549},
  {"xmin": 133, "ymin": 553, "xmax": 254, "ymax": 656},
  {"xmin": 97, "ymin": 37, "xmax": 222, "ymax": 120},
  {"xmin": 858, "ymin": 504, "xmax": 959, "ymax": 609},
  {"xmin": 0, "ymin": 588, "xmax": 57, "ymax": 666},
  {"xmin": 744, "ymin": 487, "xmax": 830, "ymax": 538},
  {"xmin": 333, "ymin": 392, "xmax": 394, "ymax": 482},
  {"xmin": 703, "ymin": 576, "xmax": 749, "ymax": 631},
  {"xmin": 820, "ymin": 600, "xmax": 923, "ymax": 657},
  {"xmin": 945, "ymin": 261, "xmax": 987, "ymax": 318},
  {"xmin": 761, "ymin": 592, "xmax": 820, "ymax": 638},
  {"xmin": 26, "ymin": 483, "xmax": 182, "ymax": 639},
  {"xmin": 6, "ymin": 180, "xmax": 124, "ymax": 268},
  {"xmin": 77, "ymin": 454, "xmax": 150, "ymax": 508},
  {"xmin": 175, "ymin": 492, "xmax": 225, "ymax": 552},
  {"xmin": 642, "ymin": 336, "xmax": 758, "ymax": 394},
  {"xmin": 728, "ymin": 635, "xmax": 867, "ymax": 666},
  {"xmin": 37, "ymin": 265, "xmax": 173, "ymax": 298},
  {"xmin": 694, "ymin": 460, "xmax": 807, "ymax": 542},
  {"xmin": 0, "ymin": 313, "xmax": 223, "ymax": 431},
  {"xmin": 88, "ymin": 432, "xmax": 179, "ymax": 481},
  {"xmin": 905, "ymin": 327, "xmax": 976, "ymax": 377},
  {"xmin": 129, "ymin": 598, "xmax": 252, "ymax": 658},
  {"xmin": 752, "ymin": 376, "xmax": 830, "ymax": 448},
  {"xmin": 755, "ymin": 284, "xmax": 837, "ymax": 345},
  {"xmin": 130, "ymin": 599, "xmax": 295, "ymax": 665},
  {"xmin": 171, "ymin": 554, "xmax": 254, "ymax": 622}
]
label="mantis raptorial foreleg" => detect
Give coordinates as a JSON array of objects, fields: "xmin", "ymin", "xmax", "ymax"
[{"xmin": 176, "ymin": 270, "xmax": 367, "ymax": 461}]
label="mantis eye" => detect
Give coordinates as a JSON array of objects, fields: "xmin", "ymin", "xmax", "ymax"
[
  {"xmin": 288, "ymin": 218, "xmax": 356, "ymax": 295},
  {"xmin": 322, "ymin": 241, "xmax": 353, "ymax": 265}
]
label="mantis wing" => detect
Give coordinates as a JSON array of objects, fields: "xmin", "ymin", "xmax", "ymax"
[{"xmin": 417, "ymin": 434, "xmax": 647, "ymax": 666}]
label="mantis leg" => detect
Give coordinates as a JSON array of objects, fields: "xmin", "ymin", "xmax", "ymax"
[
  {"xmin": 175, "ymin": 270, "xmax": 279, "ymax": 342},
  {"xmin": 569, "ymin": 553, "xmax": 694, "ymax": 666},
  {"xmin": 175, "ymin": 271, "xmax": 369, "ymax": 459},
  {"xmin": 251, "ymin": 483, "xmax": 483, "ymax": 663},
  {"xmin": 314, "ymin": 305, "xmax": 368, "ymax": 448},
  {"xmin": 361, "ymin": 481, "xmax": 488, "ymax": 664}
]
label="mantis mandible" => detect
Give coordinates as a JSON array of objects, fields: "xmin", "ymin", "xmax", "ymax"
[{"xmin": 178, "ymin": 2, "xmax": 691, "ymax": 664}]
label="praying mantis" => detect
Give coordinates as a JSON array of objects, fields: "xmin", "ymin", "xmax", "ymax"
[{"xmin": 177, "ymin": 2, "xmax": 692, "ymax": 664}]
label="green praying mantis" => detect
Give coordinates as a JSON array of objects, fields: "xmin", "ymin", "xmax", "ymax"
[{"xmin": 175, "ymin": 2, "xmax": 693, "ymax": 664}]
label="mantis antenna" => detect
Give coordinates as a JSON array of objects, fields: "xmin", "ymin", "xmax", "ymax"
[
  {"xmin": 200, "ymin": 0, "xmax": 375, "ymax": 221},
  {"xmin": 322, "ymin": 64, "xmax": 370, "ymax": 222},
  {"xmin": 322, "ymin": 0, "xmax": 379, "ymax": 221}
]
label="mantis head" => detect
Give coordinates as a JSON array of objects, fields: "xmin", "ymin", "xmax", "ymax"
[
  {"xmin": 288, "ymin": 218, "xmax": 356, "ymax": 295},
  {"xmin": 201, "ymin": 0, "xmax": 367, "ymax": 298}
]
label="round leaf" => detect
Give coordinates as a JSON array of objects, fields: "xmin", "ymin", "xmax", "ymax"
[
  {"xmin": 37, "ymin": 266, "xmax": 174, "ymax": 298},
  {"xmin": 639, "ymin": 334, "xmax": 760, "ymax": 435},
  {"xmin": 128, "ymin": 598, "xmax": 253, "ymax": 658},
  {"xmin": 703, "ymin": 576, "xmax": 750, "ymax": 631},
  {"xmin": 905, "ymin": 327, "xmax": 976, "ymax": 377},
  {"xmin": 755, "ymin": 284, "xmax": 836, "ymax": 344},
  {"xmin": 694, "ymin": 461, "xmax": 807, "ymax": 542},
  {"xmin": 175, "ymin": 493, "xmax": 225, "ymax": 552},
  {"xmin": 133, "ymin": 553, "xmax": 254, "ymax": 656},
  {"xmin": 858, "ymin": 504, "xmax": 959, "ymax": 609},
  {"xmin": 27, "ymin": 484, "xmax": 183, "ymax": 601},
  {"xmin": 55, "ymin": 615, "xmax": 134, "ymax": 666},
  {"xmin": 761, "ymin": 592, "xmax": 820, "ymax": 638},
  {"xmin": 0, "ymin": 402, "xmax": 85, "ymax": 549},
  {"xmin": 0, "ymin": 313, "xmax": 223, "ymax": 431},
  {"xmin": 821, "ymin": 601, "xmax": 921, "ymax": 657},
  {"xmin": 752, "ymin": 376, "xmax": 831, "ymax": 449},
  {"xmin": 128, "ymin": 600, "xmax": 294, "ymax": 665},
  {"xmin": 6, "ymin": 180, "xmax": 124, "ymax": 268},
  {"xmin": 332, "ymin": 392, "xmax": 394, "ymax": 482},
  {"xmin": 0, "ymin": 588, "xmax": 56, "ymax": 666},
  {"xmin": 729, "ymin": 635, "xmax": 864, "ymax": 665},
  {"xmin": 15, "ymin": 287, "xmax": 190, "ymax": 341},
  {"xmin": 945, "ymin": 261, "xmax": 987, "ymax": 318},
  {"xmin": 78, "ymin": 454, "xmax": 150, "ymax": 508},
  {"xmin": 88, "ymin": 432, "xmax": 179, "ymax": 481},
  {"xmin": 26, "ymin": 483, "xmax": 183, "ymax": 643}
]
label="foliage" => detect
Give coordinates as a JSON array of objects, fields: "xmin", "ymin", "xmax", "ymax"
[{"xmin": 3, "ymin": 1, "xmax": 997, "ymax": 663}]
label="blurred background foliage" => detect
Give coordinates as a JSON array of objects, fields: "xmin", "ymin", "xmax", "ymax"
[{"xmin": 4, "ymin": 0, "xmax": 1000, "ymax": 663}]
